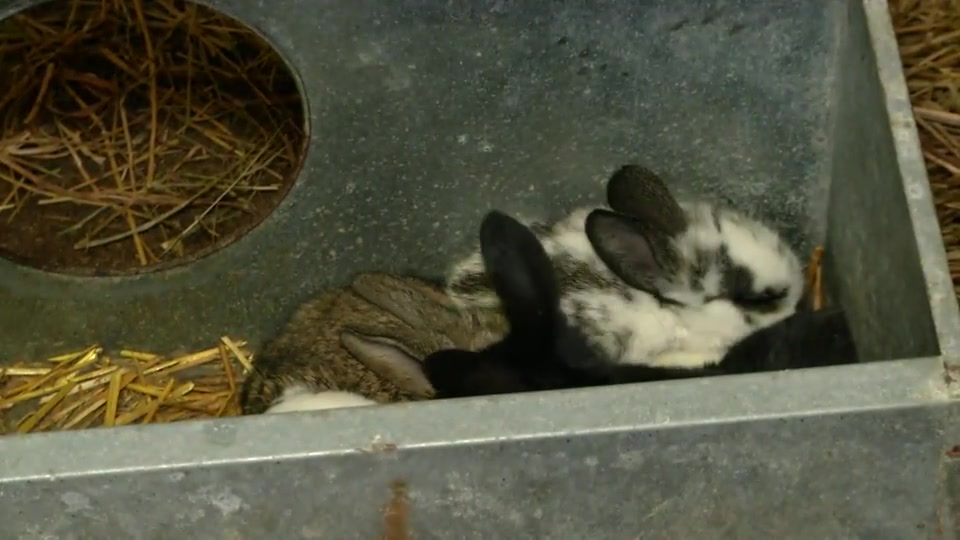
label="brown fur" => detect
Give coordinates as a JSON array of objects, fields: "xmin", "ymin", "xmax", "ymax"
[{"xmin": 239, "ymin": 272, "xmax": 507, "ymax": 414}]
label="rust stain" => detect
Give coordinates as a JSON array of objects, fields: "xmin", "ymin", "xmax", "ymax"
[
  {"xmin": 944, "ymin": 363, "xmax": 960, "ymax": 385},
  {"xmin": 382, "ymin": 479, "xmax": 409, "ymax": 540},
  {"xmin": 358, "ymin": 441, "xmax": 398, "ymax": 454},
  {"xmin": 945, "ymin": 445, "xmax": 960, "ymax": 458},
  {"xmin": 372, "ymin": 442, "xmax": 398, "ymax": 453}
]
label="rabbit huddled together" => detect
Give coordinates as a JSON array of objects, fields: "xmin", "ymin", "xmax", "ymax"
[
  {"xmin": 446, "ymin": 165, "xmax": 806, "ymax": 371},
  {"xmin": 239, "ymin": 164, "xmax": 858, "ymax": 414}
]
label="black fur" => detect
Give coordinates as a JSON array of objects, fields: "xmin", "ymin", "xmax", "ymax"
[{"xmin": 719, "ymin": 307, "xmax": 859, "ymax": 373}]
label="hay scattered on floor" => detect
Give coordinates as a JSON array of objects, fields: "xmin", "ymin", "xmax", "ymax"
[
  {"xmin": 0, "ymin": 0, "xmax": 304, "ymax": 274},
  {"xmin": 890, "ymin": 0, "xmax": 960, "ymax": 295},
  {"xmin": 0, "ymin": 337, "xmax": 252, "ymax": 436}
]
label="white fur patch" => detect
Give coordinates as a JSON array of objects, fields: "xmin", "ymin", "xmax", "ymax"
[
  {"xmin": 563, "ymin": 289, "xmax": 752, "ymax": 368},
  {"xmin": 720, "ymin": 215, "xmax": 802, "ymax": 293},
  {"xmin": 709, "ymin": 206, "xmax": 804, "ymax": 329},
  {"xmin": 265, "ymin": 385, "xmax": 377, "ymax": 414}
]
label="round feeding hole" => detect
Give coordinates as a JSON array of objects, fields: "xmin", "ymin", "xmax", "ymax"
[{"xmin": 0, "ymin": 0, "xmax": 306, "ymax": 276}]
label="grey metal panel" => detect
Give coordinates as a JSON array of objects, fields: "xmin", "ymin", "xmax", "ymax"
[
  {"xmin": 0, "ymin": 358, "xmax": 952, "ymax": 539},
  {"xmin": 860, "ymin": 0, "xmax": 960, "ymax": 366}
]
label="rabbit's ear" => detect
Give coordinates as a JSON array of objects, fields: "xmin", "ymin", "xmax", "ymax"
[
  {"xmin": 340, "ymin": 330, "xmax": 436, "ymax": 398},
  {"xmin": 606, "ymin": 164, "xmax": 687, "ymax": 236},
  {"xmin": 423, "ymin": 349, "xmax": 529, "ymax": 398},
  {"xmin": 478, "ymin": 210, "xmax": 561, "ymax": 339},
  {"xmin": 585, "ymin": 209, "xmax": 680, "ymax": 292},
  {"xmin": 351, "ymin": 272, "xmax": 459, "ymax": 329}
]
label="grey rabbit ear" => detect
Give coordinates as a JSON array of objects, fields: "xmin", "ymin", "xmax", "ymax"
[
  {"xmin": 606, "ymin": 164, "xmax": 687, "ymax": 236},
  {"xmin": 340, "ymin": 329, "xmax": 437, "ymax": 399},
  {"xmin": 351, "ymin": 272, "xmax": 457, "ymax": 329},
  {"xmin": 585, "ymin": 208, "xmax": 680, "ymax": 292}
]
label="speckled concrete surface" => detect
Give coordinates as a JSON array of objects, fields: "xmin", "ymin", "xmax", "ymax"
[{"xmin": 0, "ymin": 0, "xmax": 841, "ymax": 360}]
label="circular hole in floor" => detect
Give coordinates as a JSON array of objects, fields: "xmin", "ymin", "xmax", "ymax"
[{"xmin": 0, "ymin": 0, "xmax": 307, "ymax": 277}]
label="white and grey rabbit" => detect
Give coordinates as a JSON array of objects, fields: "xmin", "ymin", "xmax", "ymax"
[{"xmin": 445, "ymin": 164, "xmax": 805, "ymax": 370}]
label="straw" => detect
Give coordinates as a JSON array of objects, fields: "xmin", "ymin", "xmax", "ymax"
[
  {"xmin": 0, "ymin": 338, "xmax": 251, "ymax": 436},
  {"xmin": 806, "ymin": 247, "xmax": 825, "ymax": 311},
  {"xmin": 890, "ymin": 0, "xmax": 960, "ymax": 297},
  {"xmin": 0, "ymin": 0, "xmax": 304, "ymax": 273}
]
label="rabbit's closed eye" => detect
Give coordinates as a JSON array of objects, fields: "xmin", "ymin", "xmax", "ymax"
[{"xmin": 729, "ymin": 287, "xmax": 789, "ymax": 309}]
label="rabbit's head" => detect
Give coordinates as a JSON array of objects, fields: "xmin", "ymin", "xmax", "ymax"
[
  {"xmin": 422, "ymin": 209, "xmax": 604, "ymax": 397},
  {"xmin": 313, "ymin": 210, "xmax": 590, "ymax": 399},
  {"xmin": 587, "ymin": 165, "xmax": 805, "ymax": 334},
  {"xmin": 333, "ymin": 271, "xmax": 510, "ymax": 399}
]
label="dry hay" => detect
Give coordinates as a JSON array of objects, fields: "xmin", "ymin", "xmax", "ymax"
[
  {"xmin": 0, "ymin": 337, "xmax": 251, "ymax": 436},
  {"xmin": 0, "ymin": 0, "xmax": 305, "ymax": 275},
  {"xmin": 890, "ymin": 0, "xmax": 960, "ymax": 294},
  {"xmin": 806, "ymin": 246, "xmax": 825, "ymax": 311}
]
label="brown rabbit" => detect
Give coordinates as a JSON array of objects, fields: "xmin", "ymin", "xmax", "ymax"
[{"xmin": 238, "ymin": 271, "xmax": 508, "ymax": 414}]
